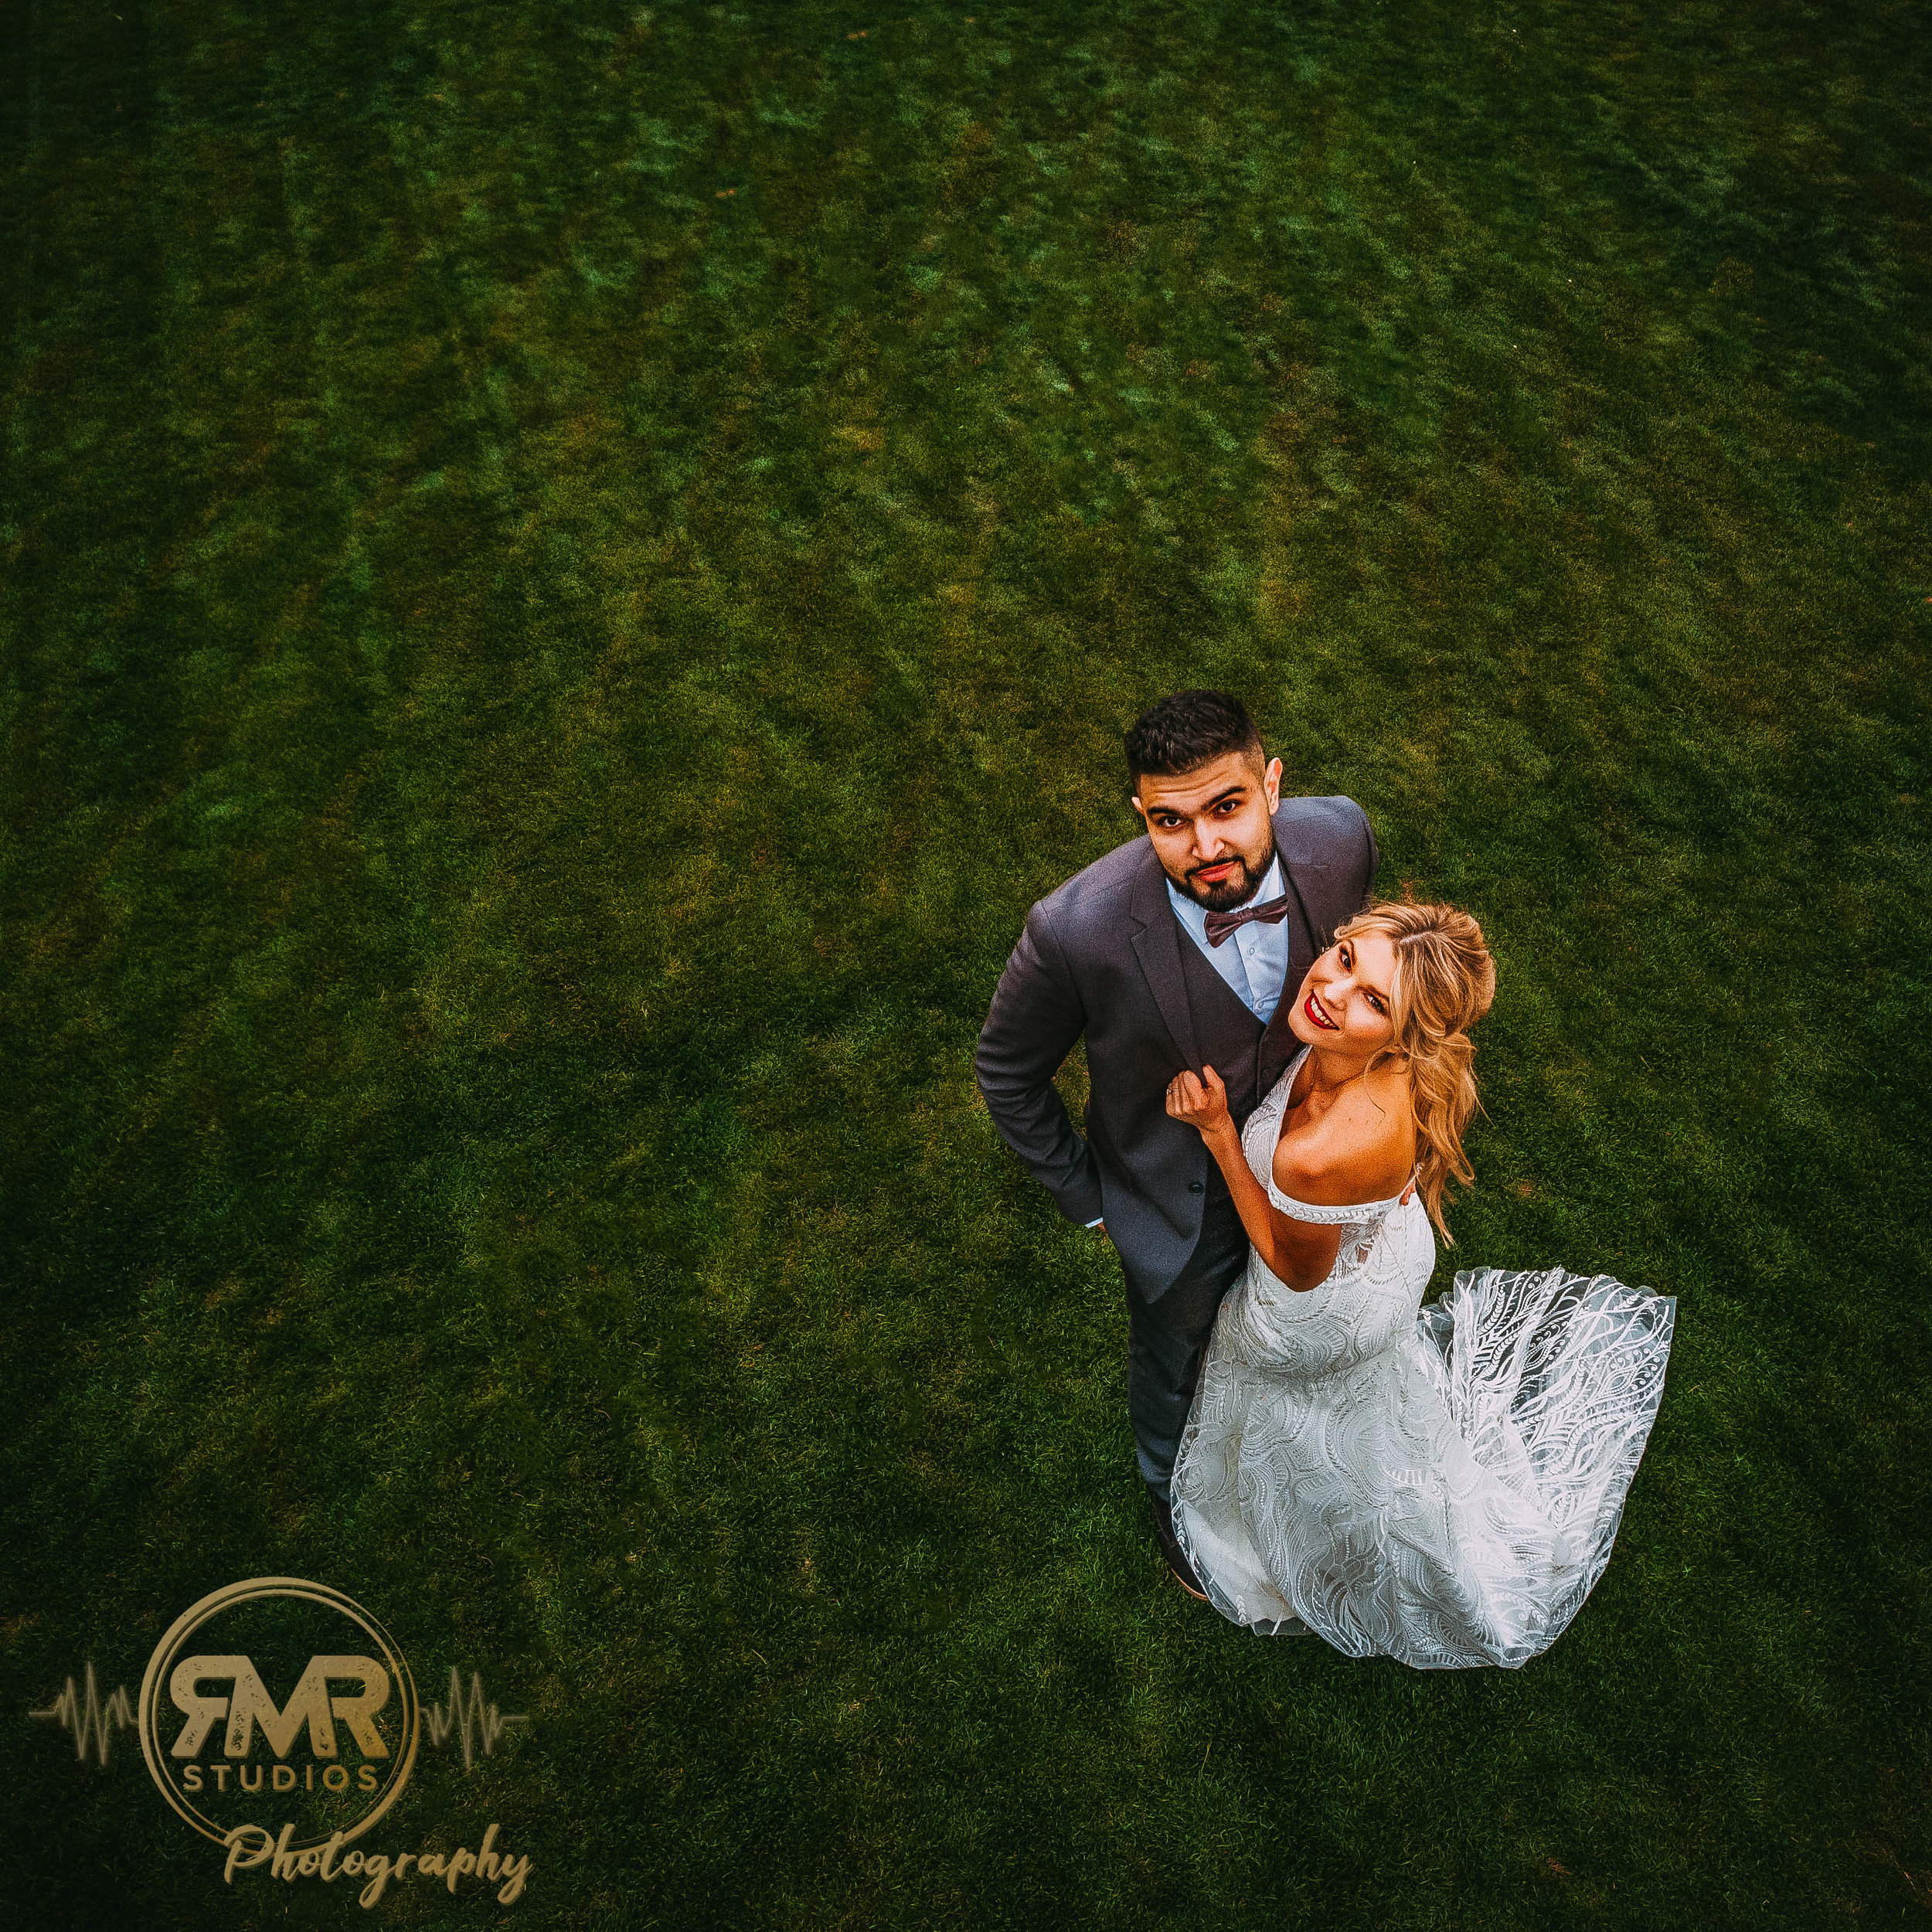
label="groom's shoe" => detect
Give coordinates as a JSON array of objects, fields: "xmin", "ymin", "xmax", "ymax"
[{"xmin": 1148, "ymin": 1484, "xmax": 1210, "ymax": 1602}]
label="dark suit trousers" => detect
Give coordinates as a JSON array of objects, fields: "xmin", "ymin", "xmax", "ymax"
[{"xmin": 1119, "ymin": 1181, "xmax": 1251, "ymax": 1504}]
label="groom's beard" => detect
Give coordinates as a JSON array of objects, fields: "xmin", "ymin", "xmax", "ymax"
[{"xmin": 1179, "ymin": 844, "xmax": 1274, "ymax": 913}]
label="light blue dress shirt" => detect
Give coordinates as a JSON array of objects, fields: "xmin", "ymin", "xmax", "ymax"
[
  {"xmin": 1085, "ymin": 855, "xmax": 1291, "ymax": 1230},
  {"xmin": 1165, "ymin": 853, "xmax": 1291, "ymax": 1023}
]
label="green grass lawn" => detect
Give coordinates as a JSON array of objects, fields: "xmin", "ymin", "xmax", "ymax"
[{"xmin": 5, "ymin": 0, "xmax": 1930, "ymax": 1923}]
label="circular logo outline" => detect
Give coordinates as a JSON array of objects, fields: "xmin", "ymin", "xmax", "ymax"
[{"xmin": 138, "ymin": 1577, "xmax": 420, "ymax": 1849}]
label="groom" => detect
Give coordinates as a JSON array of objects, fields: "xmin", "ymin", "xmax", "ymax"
[{"xmin": 975, "ymin": 691, "xmax": 1379, "ymax": 1597}]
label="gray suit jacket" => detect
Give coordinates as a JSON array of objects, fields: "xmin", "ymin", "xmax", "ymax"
[{"xmin": 975, "ymin": 796, "xmax": 1379, "ymax": 1297}]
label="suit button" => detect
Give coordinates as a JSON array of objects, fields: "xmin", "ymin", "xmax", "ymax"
[{"xmin": 1188, "ymin": 1181, "xmax": 1205, "ymax": 1193}]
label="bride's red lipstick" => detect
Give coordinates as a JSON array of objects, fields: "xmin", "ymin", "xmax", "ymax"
[{"xmin": 1304, "ymin": 992, "xmax": 1338, "ymax": 1030}]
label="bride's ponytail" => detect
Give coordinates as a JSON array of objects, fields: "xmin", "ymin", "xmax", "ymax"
[{"xmin": 1332, "ymin": 897, "xmax": 1496, "ymax": 1243}]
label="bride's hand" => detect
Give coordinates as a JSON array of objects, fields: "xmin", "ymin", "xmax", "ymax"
[{"xmin": 1165, "ymin": 1065, "xmax": 1234, "ymax": 1141}]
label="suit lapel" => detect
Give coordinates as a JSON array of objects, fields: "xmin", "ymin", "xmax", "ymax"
[
  {"xmin": 1260, "ymin": 814, "xmax": 1323, "ymax": 1099},
  {"xmin": 1271, "ymin": 802, "xmax": 1335, "ymax": 992},
  {"xmin": 1128, "ymin": 849, "xmax": 1202, "ymax": 1072},
  {"xmin": 1282, "ymin": 876, "xmax": 1320, "ymax": 994}
]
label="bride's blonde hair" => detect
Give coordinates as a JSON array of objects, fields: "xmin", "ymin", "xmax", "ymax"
[{"xmin": 1333, "ymin": 896, "xmax": 1496, "ymax": 1243}]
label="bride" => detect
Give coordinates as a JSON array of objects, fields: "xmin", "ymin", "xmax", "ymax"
[{"xmin": 1162, "ymin": 897, "xmax": 1674, "ymax": 1668}]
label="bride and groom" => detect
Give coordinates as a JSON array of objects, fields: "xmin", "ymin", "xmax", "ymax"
[{"xmin": 975, "ymin": 690, "xmax": 1674, "ymax": 1667}]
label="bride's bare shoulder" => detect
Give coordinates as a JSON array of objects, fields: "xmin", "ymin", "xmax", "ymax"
[{"xmin": 1273, "ymin": 1065, "xmax": 1415, "ymax": 1206}]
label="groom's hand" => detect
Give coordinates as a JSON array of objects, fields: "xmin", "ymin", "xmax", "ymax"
[{"xmin": 1165, "ymin": 1065, "xmax": 1233, "ymax": 1140}]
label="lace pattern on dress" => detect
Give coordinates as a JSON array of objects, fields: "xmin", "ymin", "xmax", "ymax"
[{"xmin": 1171, "ymin": 1049, "xmax": 1676, "ymax": 1668}]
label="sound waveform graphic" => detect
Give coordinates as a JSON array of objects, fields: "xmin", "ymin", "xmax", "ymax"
[
  {"xmin": 427, "ymin": 1668, "xmax": 529, "ymax": 1771},
  {"xmin": 30, "ymin": 1663, "xmax": 135, "ymax": 1767}
]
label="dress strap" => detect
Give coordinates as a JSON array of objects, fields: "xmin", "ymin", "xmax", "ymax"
[{"xmin": 1264, "ymin": 1181, "xmax": 1407, "ymax": 1223}]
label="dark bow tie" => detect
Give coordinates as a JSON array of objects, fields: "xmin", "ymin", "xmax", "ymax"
[{"xmin": 1203, "ymin": 893, "xmax": 1291, "ymax": 947}]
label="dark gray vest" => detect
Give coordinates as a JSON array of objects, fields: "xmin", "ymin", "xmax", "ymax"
[{"xmin": 1172, "ymin": 922, "xmax": 1304, "ymax": 1128}]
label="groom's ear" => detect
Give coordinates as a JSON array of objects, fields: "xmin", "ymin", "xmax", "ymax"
[{"xmin": 1263, "ymin": 756, "xmax": 1283, "ymax": 811}]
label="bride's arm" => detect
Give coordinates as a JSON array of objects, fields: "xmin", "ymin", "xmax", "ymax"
[{"xmin": 1165, "ymin": 1068, "xmax": 1341, "ymax": 1291}]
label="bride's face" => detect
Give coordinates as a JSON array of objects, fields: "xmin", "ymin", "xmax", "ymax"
[{"xmin": 1291, "ymin": 931, "xmax": 1398, "ymax": 1054}]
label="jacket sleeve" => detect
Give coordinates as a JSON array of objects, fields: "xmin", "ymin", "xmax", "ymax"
[
  {"xmin": 1358, "ymin": 800, "xmax": 1381, "ymax": 909},
  {"xmin": 975, "ymin": 900, "xmax": 1106, "ymax": 1226}
]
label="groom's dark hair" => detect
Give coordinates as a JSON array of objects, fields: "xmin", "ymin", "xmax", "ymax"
[{"xmin": 1124, "ymin": 689, "xmax": 1264, "ymax": 784}]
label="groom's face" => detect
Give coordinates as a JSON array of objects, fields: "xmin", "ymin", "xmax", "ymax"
[{"xmin": 1132, "ymin": 750, "xmax": 1284, "ymax": 912}]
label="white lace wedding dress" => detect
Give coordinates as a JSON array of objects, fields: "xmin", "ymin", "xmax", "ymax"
[{"xmin": 1171, "ymin": 1048, "xmax": 1675, "ymax": 1668}]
